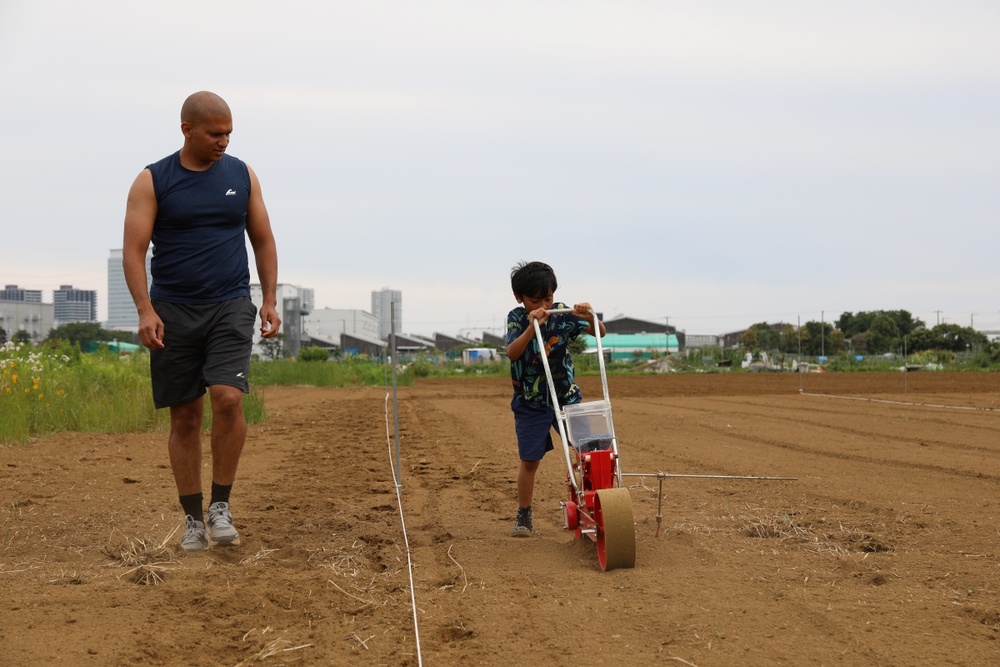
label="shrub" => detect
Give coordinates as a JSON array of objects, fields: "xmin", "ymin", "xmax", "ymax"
[
  {"xmin": 410, "ymin": 357, "xmax": 432, "ymax": 377},
  {"xmin": 297, "ymin": 345, "xmax": 331, "ymax": 362}
]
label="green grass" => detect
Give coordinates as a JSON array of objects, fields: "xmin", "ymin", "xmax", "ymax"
[
  {"xmin": 0, "ymin": 342, "xmax": 265, "ymax": 444},
  {"xmin": 1, "ymin": 345, "xmax": 407, "ymax": 444}
]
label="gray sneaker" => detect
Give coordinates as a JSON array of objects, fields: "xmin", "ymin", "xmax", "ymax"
[
  {"xmin": 180, "ymin": 515, "xmax": 208, "ymax": 552},
  {"xmin": 206, "ymin": 502, "xmax": 241, "ymax": 546},
  {"xmin": 510, "ymin": 506, "xmax": 532, "ymax": 537}
]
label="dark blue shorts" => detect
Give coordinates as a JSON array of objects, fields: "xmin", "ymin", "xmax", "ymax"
[
  {"xmin": 150, "ymin": 297, "xmax": 257, "ymax": 409},
  {"xmin": 511, "ymin": 395, "xmax": 563, "ymax": 462}
]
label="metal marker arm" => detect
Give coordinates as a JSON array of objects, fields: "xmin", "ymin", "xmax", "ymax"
[
  {"xmin": 531, "ymin": 315, "xmax": 579, "ymax": 496},
  {"xmin": 548, "ymin": 308, "xmax": 621, "ymax": 486},
  {"xmin": 534, "ymin": 307, "xmax": 621, "ymax": 489}
]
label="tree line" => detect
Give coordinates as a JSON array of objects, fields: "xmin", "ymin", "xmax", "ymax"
[{"xmin": 739, "ymin": 310, "xmax": 991, "ymax": 357}]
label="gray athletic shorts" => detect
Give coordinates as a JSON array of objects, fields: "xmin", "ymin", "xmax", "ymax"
[{"xmin": 150, "ymin": 297, "xmax": 258, "ymax": 409}]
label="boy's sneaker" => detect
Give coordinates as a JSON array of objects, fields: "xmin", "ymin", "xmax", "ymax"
[
  {"xmin": 180, "ymin": 515, "xmax": 208, "ymax": 552},
  {"xmin": 206, "ymin": 502, "xmax": 241, "ymax": 546},
  {"xmin": 510, "ymin": 506, "xmax": 532, "ymax": 537}
]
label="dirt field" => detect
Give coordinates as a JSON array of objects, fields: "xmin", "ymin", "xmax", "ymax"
[{"xmin": 2, "ymin": 371, "xmax": 999, "ymax": 666}]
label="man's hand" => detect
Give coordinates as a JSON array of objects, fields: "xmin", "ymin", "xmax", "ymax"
[
  {"xmin": 137, "ymin": 310, "xmax": 165, "ymax": 350},
  {"xmin": 259, "ymin": 304, "xmax": 282, "ymax": 338}
]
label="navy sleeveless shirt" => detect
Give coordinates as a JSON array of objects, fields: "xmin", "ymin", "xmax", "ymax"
[{"xmin": 146, "ymin": 151, "xmax": 252, "ymax": 304}]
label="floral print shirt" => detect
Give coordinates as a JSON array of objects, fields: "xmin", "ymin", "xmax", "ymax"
[{"xmin": 506, "ymin": 302, "xmax": 590, "ymax": 409}]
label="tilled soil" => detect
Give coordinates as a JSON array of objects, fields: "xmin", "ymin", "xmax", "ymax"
[{"xmin": 2, "ymin": 371, "xmax": 999, "ymax": 666}]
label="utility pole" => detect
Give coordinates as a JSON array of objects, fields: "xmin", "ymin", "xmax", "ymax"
[
  {"xmin": 664, "ymin": 316, "xmax": 670, "ymax": 357},
  {"xmin": 935, "ymin": 310, "xmax": 942, "ymax": 326},
  {"xmin": 821, "ymin": 310, "xmax": 825, "ymax": 357}
]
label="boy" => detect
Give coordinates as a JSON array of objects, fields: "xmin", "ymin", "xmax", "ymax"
[{"xmin": 505, "ymin": 261, "xmax": 606, "ymax": 537}]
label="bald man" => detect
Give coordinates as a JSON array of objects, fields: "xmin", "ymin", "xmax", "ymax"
[{"xmin": 123, "ymin": 91, "xmax": 281, "ymax": 552}]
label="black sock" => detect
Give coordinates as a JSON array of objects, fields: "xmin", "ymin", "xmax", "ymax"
[
  {"xmin": 180, "ymin": 493, "xmax": 204, "ymax": 522},
  {"xmin": 210, "ymin": 482, "xmax": 232, "ymax": 506}
]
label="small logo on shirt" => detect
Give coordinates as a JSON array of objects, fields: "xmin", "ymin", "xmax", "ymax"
[
  {"xmin": 236, "ymin": 372, "xmax": 245, "ymax": 378},
  {"xmin": 225, "ymin": 189, "xmax": 237, "ymax": 196}
]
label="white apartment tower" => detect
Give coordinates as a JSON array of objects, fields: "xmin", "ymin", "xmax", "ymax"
[
  {"xmin": 371, "ymin": 288, "xmax": 402, "ymax": 338},
  {"xmin": 1, "ymin": 285, "xmax": 42, "ymax": 302},
  {"xmin": 53, "ymin": 285, "xmax": 98, "ymax": 324},
  {"xmin": 106, "ymin": 249, "xmax": 151, "ymax": 331}
]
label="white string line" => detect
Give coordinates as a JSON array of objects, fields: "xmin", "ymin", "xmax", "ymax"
[
  {"xmin": 800, "ymin": 391, "xmax": 999, "ymax": 412},
  {"xmin": 384, "ymin": 391, "xmax": 424, "ymax": 667}
]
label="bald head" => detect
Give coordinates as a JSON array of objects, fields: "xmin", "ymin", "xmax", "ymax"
[
  {"xmin": 178, "ymin": 91, "xmax": 234, "ymax": 167},
  {"xmin": 180, "ymin": 91, "xmax": 231, "ymax": 126}
]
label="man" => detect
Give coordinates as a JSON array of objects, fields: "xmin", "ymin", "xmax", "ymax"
[{"xmin": 122, "ymin": 91, "xmax": 280, "ymax": 552}]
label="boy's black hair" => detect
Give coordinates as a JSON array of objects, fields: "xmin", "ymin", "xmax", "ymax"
[{"xmin": 511, "ymin": 261, "xmax": 558, "ymax": 298}]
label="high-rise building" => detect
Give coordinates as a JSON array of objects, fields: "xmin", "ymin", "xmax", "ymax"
[
  {"xmin": 106, "ymin": 249, "xmax": 151, "ymax": 331},
  {"xmin": 1, "ymin": 285, "xmax": 42, "ymax": 302},
  {"xmin": 371, "ymin": 287, "xmax": 402, "ymax": 338},
  {"xmin": 53, "ymin": 285, "xmax": 97, "ymax": 324}
]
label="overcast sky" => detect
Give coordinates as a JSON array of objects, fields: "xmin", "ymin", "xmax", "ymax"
[{"xmin": 1, "ymin": 1, "xmax": 998, "ymax": 337}]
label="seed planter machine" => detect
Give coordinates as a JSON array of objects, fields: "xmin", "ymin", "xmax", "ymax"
[{"xmin": 534, "ymin": 309, "xmax": 795, "ymax": 571}]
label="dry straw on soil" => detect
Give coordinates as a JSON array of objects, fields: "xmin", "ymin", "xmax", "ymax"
[{"xmin": 103, "ymin": 528, "xmax": 179, "ymax": 586}]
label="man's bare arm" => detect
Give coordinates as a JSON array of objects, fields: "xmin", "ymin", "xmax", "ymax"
[
  {"xmin": 245, "ymin": 165, "xmax": 281, "ymax": 338},
  {"xmin": 122, "ymin": 170, "xmax": 164, "ymax": 350}
]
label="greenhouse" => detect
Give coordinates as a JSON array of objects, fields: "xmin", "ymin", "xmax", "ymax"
[{"xmin": 581, "ymin": 332, "xmax": 679, "ymax": 361}]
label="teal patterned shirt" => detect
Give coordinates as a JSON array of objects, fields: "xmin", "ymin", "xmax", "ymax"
[{"xmin": 506, "ymin": 302, "xmax": 591, "ymax": 409}]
